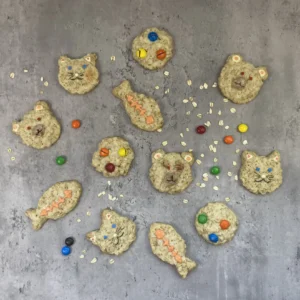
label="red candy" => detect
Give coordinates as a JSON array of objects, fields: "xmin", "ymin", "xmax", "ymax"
[
  {"xmin": 196, "ymin": 125, "xmax": 206, "ymax": 134},
  {"xmin": 105, "ymin": 163, "xmax": 115, "ymax": 173}
]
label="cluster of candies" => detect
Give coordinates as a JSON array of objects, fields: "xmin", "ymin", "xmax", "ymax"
[
  {"xmin": 61, "ymin": 237, "xmax": 75, "ymax": 256},
  {"xmin": 100, "ymin": 146, "xmax": 127, "ymax": 173}
]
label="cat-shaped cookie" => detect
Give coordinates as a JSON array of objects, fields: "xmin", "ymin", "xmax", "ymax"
[
  {"xmin": 240, "ymin": 150, "xmax": 282, "ymax": 195},
  {"xmin": 218, "ymin": 54, "xmax": 268, "ymax": 104},
  {"xmin": 12, "ymin": 100, "xmax": 61, "ymax": 149},
  {"xmin": 58, "ymin": 53, "xmax": 100, "ymax": 94},
  {"xmin": 149, "ymin": 149, "xmax": 194, "ymax": 194}
]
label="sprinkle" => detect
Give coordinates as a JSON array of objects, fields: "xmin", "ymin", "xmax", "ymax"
[
  {"xmin": 110, "ymin": 56, "xmax": 116, "ymax": 61},
  {"xmin": 186, "ymin": 111, "xmax": 191, "ymax": 115},
  {"xmin": 77, "ymin": 218, "xmax": 81, "ymax": 222},
  {"xmin": 165, "ymin": 89, "xmax": 170, "ymax": 94},
  {"xmin": 79, "ymin": 254, "xmax": 85, "ymax": 258},
  {"xmin": 196, "ymin": 159, "xmax": 202, "ymax": 165},
  {"xmin": 213, "ymin": 186, "xmax": 219, "ymax": 191},
  {"xmin": 233, "ymin": 161, "xmax": 237, "ymax": 166},
  {"xmin": 183, "ymin": 199, "xmax": 189, "ymax": 204},
  {"xmin": 225, "ymin": 126, "xmax": 229, "ymax": 130},
  {"xmin": 162, "ymin": 141, "xmax": 168, "ymax": 146},
  {"xmin": 157, "ymin": 128, "xmax": 162, "ymax": 132},
  {"xmin": 204, "ymin": 121, "xmax": 211, "ymax": 127},
  {"xmin": 7, "ymin": 148, "xmax": 12, "ymax": 153},
  {"xmin": 155, "ymin": 86, "xmax": 160, "ymax": 90},
  {"xmin": 219, "ymin": 120, "xmax": 224, "ymax": 126},
  {"xmin": 11, "ymin": 157, "xmax": 15, "ymax": 161},
  {"xmin": 164, "ymin": 71, "xmax": 169, "ymax": 76},
  {"xmin": 204, "ymin": 83, "xmax": 208, "ymax": 89},
  {"xmin": 180, "ymin": 133, "xmax": 184, "ymax": 138},
  {"xmin": 189, "ymin": 97, "xmax": 194, "ymax": 101},
  {"xmin": 181, "ymin": 141, "xmax": 187, "ymax": 146},
  {"xmin": 230, "ymin": 108, "xmax": 236, "ymax": 113},
  {"xmin": 212, "ymin": 82, "xmax": 217, "ymax": 88},
  {"xmin": 216, "ymin": 176, "xmax": 220, "ymax": 179},
  {"xmin": 243, "ymin": 140, "xmax": 248, "ymax": 145},
  {"xmin": 223, "ymin": 98, "xmax": 229, "ymax": 103},
  {"xmin": 86, "ymin": 211, "xmax": 91, "ymax": 216},
  {"xmin": 186, "ymin": 128, "xmax": 190, "ymax": 132},
  {"xmin": 236, "ymin": 149, "xmax": 240, "ymax": 153},
  {"xmin": 199, "ymin": 85, "xmax": 204, "ymax": 90},
  {"xmin": 10, "ymin": 73, "xmax": 15, "ymax": 79},
  {"xmin": 107, "ymin": 181, "xmax": 111, "ymax": 186},
  {"xmin": 234, "ymin": 175, "xmax": 238, "ymax": 181},
  {"xmin": 192, "ymin": 102, "xmax": 197, "ymax": 108},
  {"xmin": 187, "ymin": 80, "xmax": 192, "ymax": 86},
  {"xmin": 109, "ymin": 259, "xmax": 115, "ymax": 264},
  {"xmin": 200, "ymin": 183, "xmax": 206, "ymax": 188},
  {"xmin": 200, "ymin": 153, "xmax": 205, "ymax": 158},
  {"xmin": 40, "ymin": 77, "xmax": 44, "ymax": 82},
  {"xmin": 119, "ymin": 194, "xmax": 124, "ymax": 198},
  {"xmin": 225, "ymin": 197, "xmax": 230, "ymax": 202},
  {"xmin": 44, "ymin": 81, "xmax": 49, "ymax": 87},
  {"xmin": 214, "ymin": 141, "xmax": 218, "ymax": 145},
  {"xmin": 210, "ymin": 102, "xmax": 214, "ymax": 107},
  {"xmin": 203, "ymin": 173, "xmax": 208, "ymax": 178},
  {"xmin": 188, "ymin": 149, "xmax": 193, "ymax": 152},
  {"xmin": 228, "ymin": 172, "xmax": 232, "ymax": 177},
  {"xmin": 213, "ymin": 158, "xmax": 218, "ymax": 162},
  {"xmin": 24, "ymin": 69, "xmax": 28, "ymax": 73},
  {"xmin": 183, "ymin": 99, "xmax": 189, "ymax": 103},
  {"xmin": 90, "ymin": 258, "xmax": 97, "ymax": 264},
  {"xmin": 197, "ymin": 114, "xmax": 202, "ymax": 118}
]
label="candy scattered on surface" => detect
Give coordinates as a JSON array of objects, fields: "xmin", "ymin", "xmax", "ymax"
[
  {"xmin": 224, "ymin": 135, "xmax": 234, "ymax": 144},
  {"xmin": 72, "ymin": 119, "xmax": 81, "ymax": 129},
  {"xmin": 136, "ymin": 48, "xmax": 147, "ymax": 58},
  {"xmin": 196, "ymin": 125, "xmax": 206, "ymax": 134},
  {"xmin": 220, "ymin": 220, "xmax": 231, "ymax": 230},
  {"xmin": 105, "ymin": 163, "xmax": 115, "ymax": 173},
  {"xmin": 210, "ymin": 166, "xmax": 221, "ymax": 175},
  {"xmin": 156, "ymin": 49, "xmax": 166, "ymax": 60},
  {"xmin": 148, "ymin": 31, "xmax": 158, "ymax": 42},
  {"xmin": 56, "ymin": 156, "xmax": 66, "ymax": 165},
  {"xmin": 198, "ymin": 213, "xmax": 208, "ymax": 224},
  {"xmin": 238, "ymin": 123, "xmax": 248, "ymax": 133},
  {"xmin": 209, "ymin": 233, "xmax": 219, "ymax": 243},
  {"xmin": 65, "ymin": 237, "xmax": 75, "ymax": 246},
  {"xmin": 61, "ymin": 246, "xmax": 71, "ymax": 256},
  {"xmin": 118, "ymin": 148, "xmax": 127, "ymax": 157}
]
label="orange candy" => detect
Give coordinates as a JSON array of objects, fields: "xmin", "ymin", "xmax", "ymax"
[
  {"xmin": 220, "ymin": 220, "xmax": 231, "ymax": 230},
  {"xmin": 224, "ymin": 135, "xmax": 234, "ymax": 144},
  {"xmin": 156, "ymin": 49, "xmax": 167, "ymax": 60},
  {"xmin": 100, "ymin": 148, "xmax": 109, "ymax": 157},
  {"xmin": 72, "ymin": 119, "xmax": 81, "ymax": 129}
]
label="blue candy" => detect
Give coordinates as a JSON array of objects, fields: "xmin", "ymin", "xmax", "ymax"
[
  {"xmin": 209, "ymin": 233, "xmax": 219, "ymax": 243},
  {"xmin": 256, "ymin": 167, "xmax": 260, "ymax": 172},
  {"xmin": 67, "ymin": 66, "xmax": 72, "ymax": 70},
  {"xmin": 268, "ymin": 168, "xmax": 272, "ymax": 172},
  {"xmin": 112, "ymin": 224, "xmax": 116, "ymax": 228},
  {"xmin": 61, "ymin": 246, "xmax": 71, "ymax": 256},
  {"xmin": 148, "ymin": 32, "xmax": 158, "ymax": 42},
  {"xmin": 82, "ymin": 64, "xmax": 88, "ymax": 69}
]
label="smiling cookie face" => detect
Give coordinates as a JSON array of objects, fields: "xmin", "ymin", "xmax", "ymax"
[
  {"xmin": 218, "ymin": 54, "xmax": 268, "ymax": 104},
  {"xmin": 12, "ymin": 101, "xmax": 61, "ymax": 149},
  {"xmin": 240, "ymin": 150, "xmax": 282, "ymax": 195},
  {"xmin": 195, "ymin": 202, "xmax": 238, "ymax": 245},
  {"xmin": 132, "ymin": 27, "xmax": 174, "ymax": 70},
  {"xmin": 149, "ymin": 149, "xmax": 194, "ymax": 194},
  {"xmin": 58, "ymin": 53, "xmax": 100, "ymax": 94},
  {"xmin": 86, "ymin": 209, "xmax": 136, "ymax": 256},
  {"xmin": 92, "ymin": 137, "xmax": 134, "ymax": 177}
]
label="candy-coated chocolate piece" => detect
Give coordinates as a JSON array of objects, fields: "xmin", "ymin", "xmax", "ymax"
[
  {"xmin": 61, "ymin": 246, "xmax": 71, "ymax": 256},
  {"xmin": 208, "ymin": 233, "xmax": 218, "ymax": 243},
  {"xmin": 136, "ymin": 48, "xmax": 147, "ymax": 58},
  {"xmin": 156, "ymin": 49, "xmax": 166, "ymax": 60},
  {"xmin": 105, "ymin": 163, "xmax": 115, "ymax": 173},
  {"xmin": 65, "ymin": 237, "xmax": 75, "ymax": 246},
  {"xmin": 148, "ymin": 31, "xmax": 158, "ymax": 42},
  {"xmin": 220, "ymin": 220, "xmax": 231, "ymax": 230},
  {"xmin": 210, "ymin": 166, "xmax": 221, "ymax": 175},
  {"xmin": 196, "ymin": 125, "xmax": 206, "ymax": 134},
  {"xmin": 238, "ymin": 123, "xmax": 248, "ymax": 133},
  {"xmin": 56, "ymin": 156, "xmax": 66, "ymax": 165},
  {"xmin": 100, "ymin": 148, "xmax": 109, "ymax": 157},
  {"xmin": 224, "ymin": 135, "xmax": 234, "ymax": 144},
  {"xmin": 118, "ymin": 148, "xmax": 127, "ymax": 157},
  {"xmin": 71, "ymin": 120, "xmax": 81, "ymax": 129},
  {"xmin": 197, "ymin": 214, "xmax": 208, "ymax": 224}
]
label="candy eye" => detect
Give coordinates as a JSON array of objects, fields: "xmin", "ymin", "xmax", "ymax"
[
  {"xmin": 268, "ymin": 168, "xmax": 273, "ymax": 172},
  {"xmin": 82, "ymin": 64, "xmax": 88, "ymax": 69},
  {"xmin": 249, "ymin": 76, "xmax": 253, "ymax": 80},
  {"xmin": 27, "ymin": 126, "xmax": 31, "ymax": 130},
  {"xmin": 100, "ymin": 148, "xmax": 109, "ymax": 157},
  {"xmin": 112, "ymin": 224, "xmax": 116, "ymax": 228},
  {"xmin": 256, "ymin": 167, "xmax": 260, "ymax": 172},
  {"xmin": 37, "ymin": 117, "xmax": 41, "ymax": 121},
  {"xmin": 240, "ymin": 72, "xmax": 244, "ymax": 75},
  {"xmin": 103, "ymin": 235, "xmax": 108, "ymax": 240},
  {"xmin": 67, "ymin": 66, "xmax": 72, "ymax": 70}
]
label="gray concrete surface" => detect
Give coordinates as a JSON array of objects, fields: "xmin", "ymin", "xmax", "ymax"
[{"xmin": 1, "ymin": 0, "xmax": 300, "ymax": 299}]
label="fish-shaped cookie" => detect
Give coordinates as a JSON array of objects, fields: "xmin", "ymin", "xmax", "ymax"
[
  {"xmin": 112, "ymin": 80, "xmax": 163, "ymax": 131},
  {"xmin": 25, "ymin": 180, "xmax": 82, "ymax": 230},
  {"xmin": 149, "ymin": 223, "xmax": 196, "ymax": 278},
  {"xmin": 86, "ymin": 209, "xmax": 136, "ymax": 255}
]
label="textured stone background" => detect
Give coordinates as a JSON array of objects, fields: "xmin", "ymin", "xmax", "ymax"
[{"xmin": 1, "ymin": 0, "xmax": 300, "ymax": 299}]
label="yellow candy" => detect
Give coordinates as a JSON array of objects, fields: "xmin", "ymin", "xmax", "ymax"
[
  {"xmin": 238, "ymin": 123, "xmax": 248, "ymax": 133},
  {"xmin": 118, "ymin": 148, "xmax": 127, "ymax": 157},
  {"xmin": 136, "ymin": 48, "xmax": 147, "ymax": 58}
]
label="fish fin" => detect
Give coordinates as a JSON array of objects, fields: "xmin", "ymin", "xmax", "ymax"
[
  {"xmin": 176, "ymin": 257, "xmax": 197, "ymax": 279},
  {"xmin": 112, "ymin": 80, "xmax": 132, "ymax": 100},
  {"xmin": 25, "ymin": 208, "xmax": 47, "ymax": 231}
]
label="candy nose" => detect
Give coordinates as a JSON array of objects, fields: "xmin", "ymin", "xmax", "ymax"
[
  {"xmin": 75, "ymin": 73, "xmax": 79, "ymax": 77},
  {"xmin": 261, "ymin": 174, "xmax": 266, "ymax": 179},
  {"xmin": 105, "ymin": 163, "xmax": 115, "ymax": 173}
]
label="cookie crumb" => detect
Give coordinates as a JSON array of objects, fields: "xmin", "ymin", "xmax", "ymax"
[
  {"xmin": 7, "ymin": 148, "xmax": 12, "ymax": 153},
  {"xmin": 203, "ymin": 173, "xmax": 208, "ymax": 178},
  {"xmin": 216, "ymin": 176, "xmax": 220, "ymax": 179},
  {"xmin": 90, "ymin": 257, "xmax": 97, "ymax": 264},
  {"xmin": 197, "ymin": 114, "xmax": 202, "ymax": 118},
  {"xmin": 155, "ymin": 85, "xmax": 160, "ymax": 90},
  {"xmin": 225, "ymin": 197, "xmax": 230, "ymax": 202},
  {"xmin": 108, "ymin": 194, "xmax": 113, "ymax": 200},
  {"xmin": 165, "ymin": 89, "xmax": 170, "ymax": 94},
  {"xmin": 119, "ymin": 194, "xmax": 124, "ymax": 198},
  {"xmin": 230, "ymin": 108, "xmax": 236, "ymax": 113},
  {"xmin": 225, "ymin": 126, "xmax": 229, "ymax": 130},
  {"xmin": 110, "ymin": 56, "xmax": 116, "ymax": 61},
  {"xmin": 183, "ymin": 99, "xmax": 189, "ymax": 103},
  {"xmin": 218, "ymin": 110, "xmax": 222, "ymax": 115},
  {"xmin": 200, "ymin": 183, "xmax": 206, "ymax": 188},
  {"xmin": 109, "ymin": 259, "xmax": 115, "ymax": 264},
  {"xmin": 189, "ymin": 97, "xmax": 194, "ymax": 101},
  {"xmin": 199, "ymin": 85, "xmax": 204, "ymax": 90},
  {"xmin": 204, "ymin": 83, "xmax": 208, "ymax": 89},
  {"xmin": 11, "ymin": 157, "xmax": 16, "ymax": 161},
  {"xmin": 183, "ymin": 199, "xmax": 189, "ymax": 204},
  {"xmin": 79, "ymin": 254, "xmax": 85, "ymax": 258},
  {"xmin": 219, "ymin": 120, "xmax": 224, "ymax": 126},
  {"xmin": 86, "ymin": 211, "xmax": 91, "ymax": 216},
  {"xmin": 44, "ymin": 81, "xmax": 49, "ymax": 87},
  {"xmin": 243, "ymin": 140, "xmax": 248, "ymax": 145},
  {"xmin": 209, "ymin": 102, "xmax": 214, "ymax": 107},
  {"xmin": 9, "ymin": 73, "xmax": 15, "ymax": 79},
  {"xmin": 107, "ymin": 181, "xmax": 111, "ymax": 186},
  {"xmin": 236, "ymin": 149, "xmax": 240, "ymax": 153},
  {"xmin": 212, "ymin": 82, "xmax": 217, "ymax": 88},
  {"xmin": 186, "ymin": 111, "xmax": 191, "ymax": 115},
  {"xmin": 188, "ymin": 149, "xmax": 193, "ymax": 152},
  {"xmin": 164, "ymin": 71, "xmax": 169, "ymax": 76},
  {"xmin": 181, "ymin": 141, "xmax": 187, "ymax": 146},
  {"xmin": 98, "ymin": 191, "xmax": 105, "ymax": 197},
  {"xmin": 204, "ymin": 121, "xmax": 211, "ymax": 127},
  {"xmin": 200, "ymin": 153, "xmax": 205, "ymax": 158},
  {"xmin": 187, "ymin": 80, "xmax": 192, "ymax": 86},
  {"xmin": 24, "ymin": 69, "xmax": 28, "ymax": 73},
  {"xmin": 213, "ymin": 186, "xmax": 219, "ymax": 191},
  {"xmin": 82, "ymin": 250, "xmax": 86, "ymax": 254},
  {"xmin": 192, "ymin": 102, "xmax": 197, "ymax": 108},
  {"xmin": 40, "ymin": 91, "xmax": 44, "ymax": 94},
  {"xmin": 228, "ymin": 172, "xmax": 232, "ymax": 177},
  {"xmin": 196, "ymin": 159, "xmax": 202, "ymax": 165},
  {"xmin": 223, "ymin": 98, "xmax": 229, "ymax": 103},
  {"xmin": 234, "ymin": 175, "xmax": 238, "ymax": 181},
  {"xmin": 157, "ymin": 128, "xmax": 162, "ymax": 132},
  {"xmin": 186, "ymin": 128, "xmax": 190, "ymax": 132},
  {"xmin": 214, "ymin": 141, "xmax": 218, "ymax": 145},
  {"xmin": 208, "ymin": 108, "xmax": 212, "ymax": 114},
  {"xmin": 180, "ymin": 133, "xmax": 184, "ymax": 138},
  {"xmin": 40, "ymin": 77, "xmax": 44, "ymax": 82},
  {"xmin": 77, "ymin": 218, "xmax": 81, "ymax": 222},
  {"xmin": 233, "ymin": 161, "xmax": 237, "ymax": 166},
  {"xmin": 162, "ymin": 141, "xmax": 168, "ymax": 146},
  {"xmin": 196, "ymin": 182, "xmax": 201, "ymax": 187},
  {"xmin": 213, "ymin": 158, "xmax": 218, "ymax": 162}
]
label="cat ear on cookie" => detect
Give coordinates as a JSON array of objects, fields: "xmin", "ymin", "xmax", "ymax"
[
  {"xmin": 257, "ymin": 67, "xmax": 268, "ymax": 81},
  {"xmin": 34, "ymin": 101, "xmax": 50, "ymax": 111},
  {"xmin": 152, "ymin": 149, "xmax": 165, "ymax": 163},
  {"xmin": 12, "ymin": 121, "xmax": 20, "ymax": 135},
  {"xmin": 228, "ymin": 54, "xmax": 243, "ymax": 64},
  {"xmin": 84, "ymin": 53, "xmax": 97, "ymax": 65},
  {"xmin": 181, "ymin": 152, "xmax": 194, "ymax": 165},
  {"xmin": 58, "ymin": 56, "xmax": 70, "ymax": 65},
  {"xmin": 242, "ymin": 151, "xmax": 256, "ymax": 160},
  {"xmin": 268, "ymin": 151, "xmax": 281, "ymax": 162}
]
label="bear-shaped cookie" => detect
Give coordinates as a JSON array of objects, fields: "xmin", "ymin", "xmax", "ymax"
[
  {"xmin": 86, "ymin": 209, "xmax": 136, "ymax": 256},
  {"xmin": 240, "ymin": 150, "xmax": 282, "ymax": 195},
  {"xmin": 218, "ymin": 54, "xmax": 268, "ymax": 104},
  {"xmin": 12, "ymin": 100, "xmax": 61, "ymax": 149},
  {"xmin": 58, "ymin": 53, "xmax": 100, "ymax": 94},
  {"xmin": 149, "ymin": 149, "xmax": 194, "ymax": 194}
]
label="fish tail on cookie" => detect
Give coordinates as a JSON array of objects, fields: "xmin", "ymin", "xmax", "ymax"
[
  {"xmin": 112, "ymin": 80, "xmax": 132, "ymax": 100},
  {"xmin": 176, "ymin": 257, "xmax": 197, "ymax": 278},
  {"xmin": 25, "ymin": 208, "xmax": 47, "ymax": 231}
]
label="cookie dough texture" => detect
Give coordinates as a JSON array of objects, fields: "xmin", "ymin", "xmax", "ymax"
[
  {"xmin": 195, "ymin": 202, "xmax": 238, "ymax": 245},
  {"xmin": 58, "ymin": 53, "xmax": 100, "ymax": 94},
  {"xmin": 149, "ymin": 149, "xmax": 194, "ymax": 194},
  {"xmin": 92, "ymin": 137, "xmax": 134, "ymax": 177},
  {"xmin": 25, "ymin": 180, "xmax": 82, "ymax": 230},
  {"xmin": 86, "ymin": 209, "xmax": 136, "ymax": 256},
  {"xmin": 113, "ymin": 80, "xmax": 164, "ymax": 131},
  {"xmin": 12, "ymin": 100, "xmax": 61, "ymax": 149},
  {"xmin": 149, "ymin": 223, "xmax": 196, "ymax": 278},
  {"xmin": 218, "ymin": 54, "xmax": 268, "ymax": 104},
  {"xmin": 132, "ymin": 27, "xmax": 174, "ymax": 70},
  {"xmin": 240, "ymin": 150, "xmax": 282, "ymax": 195}
]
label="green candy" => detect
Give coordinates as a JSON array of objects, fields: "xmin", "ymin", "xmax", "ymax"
[
  {"xmin": 210, "ymin": 166, "xmax": 220, "ymax": 175},
  {"xmin": 56, "ymin": 156, "xmax": 66, "ymax": 165},
  {"xmin": 198, "ymin": 213, "xmax": 208, "ymax": 224}
]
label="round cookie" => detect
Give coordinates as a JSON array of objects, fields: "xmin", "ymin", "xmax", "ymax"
[
  {"xmin": 92, "ymin": 137, "xmax": 134, "ymax": 177},
  {"xmin": 132, "ymin": 27, "xmax": 174, "ymax": 70},
  {"xmin": 218, "ymin": 54, "xmax": 268, "ymax": 104},
  {"xmin": 195, "ymin": 202, "xmax": 238, "ymax": 245}
]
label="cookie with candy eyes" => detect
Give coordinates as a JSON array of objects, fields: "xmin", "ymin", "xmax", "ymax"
[
  {"xmin": 240, "ymin": 150, "xmax": 282, "ymax": 195},
  {"xmin": 86, "ymin": 209, "xmax": 136, "ymax": 256},
  {"xmin": 218, "ymin": 54, "xmax": 268, "ymax": 104},
  {"xmin": 58, "ymin": 53, "xmax": 100, "ymax": 94},
  {"xmin": 132, "ymin": 27, "xmax": 174, "ymax": 70},
  {"xmin": 195, "ymin": 202, "xmax": 238, "ymax": 245},
  {"xmin": 92, "ymin": 137, "xmax": 134, "ymax": 177},
  {"xmin": 149, "ymin": 149, "xmax": 194, "ymax": 194},
  {"xmin": 12, "ymin": 100, "xmax": 61, "ymax": 149}
]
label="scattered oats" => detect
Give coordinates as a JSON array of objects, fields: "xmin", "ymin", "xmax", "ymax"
[
  {"xmin": 112, "ymin": 197, "xmax": 117, "ymax": 201},
  {"xmin": 108, "ymin": 194, "xmax": 113, "ymax": 200},
  {"xmin": 189, "ymin": 97, "xmax": 194, "ymax": 101},
  {"xmin": 187, "ymin": 80, "xmax": 192, "ymax": 86},
  {"xmin": 162, "ymin": 141, "xmax": 168, "ymax": 146},
  {"xmin": 164, "ymin": 71, "xmax": 169, "ymax": 76},
  {"xmin": 225, "ymin": 126, "xmax": 229, "ymax": 130},
  {"xmin": 203, "ymin": 177, "xmax": 208, "ymax": 182},
  {"xmin": 40, "ymin": 91, "xmax": 44, "ymax": 94},
  {"xmin": 216, "ymin": 176, "xmax": 220, "ymax": 179},
  {"xmin": 197, "ymin": 114, "xmax": 202, "ymax": 118},
  {"xmin": 214, "ymin": 141, "xmax": 218, "ymax": 145},
  {"xmin": 199, "ymin": 85, "xmax": 204, "ymax": 90},
  {"xmin": 98, "ymin": 191, "xmax": 105, "ymax": 197},
  {"xmin": 11, "ymin": 157, "xmax": 15, "ymax": 161},
  {"xmin": 181, "ymin": 141, "xmax": 187, "ymax": 146},
  {"xmin": 79, "ymin": 254, "xmax": 85, "ymax": 259},
  {"xmin": 203, "ymin": 173, "xmax": 208, "ymax": 178},
  {"xmin": 213, "ymin": 186, "xmax": 219, "ymax": 191},
  {"xmin": 165, "ymin": 89, "xmax": 169, "ymax": 94},
  {"xmin": 234, "ymin": 175, "xmax": 238, "ymax": 181},
  {"xmin": 180, "ymin": 133, "xmax": 184, "ymax": 138},
  {"xmin": 192, "ymin": 102, "xmax": 197, "ymax": 108},
  {"xmin": 196, "ymin": 182, "xmax": 201, "ymax": 187},
  {"xmin": 157, "ymin": 128, "xmax": 162, "ymax": 132},
  {"xmin": 77, "ymin": 218, "xmax": 81, "ymax": 222},
  {"xmin": 44, "ymin": 81, "xmax": 49, "ymax": 87},
  {"xmin": 90, "ymin": 258, "xmax": 97, "ymax": 264},
  {"xmin": 243, "ymin": 140, "xmax": 248, "ymax": 145},
  {"xmin": 204, "ymin": 83, "xmax": 208, "ymax": 89},
  {"xmin": 204, "ymin": 121, "xmax": 211, "ymax": 127},
  {"xmin": 183, "ymin": 99, "xmax": 189, "ymax": 103},
  {"xmin": 110, "ymin": 56, "xmax": 116, "ymax": 61},
  {"xmin": 233, "ymin": 161, "xmax": 237, "ymax": 166},
  {"xmin": 40, "ymin": 77, "xmax": 44, "ymax": 82},
  {"xmin": 225, "ymin": 197, "xmax": 230, "ymax": 202},
  {"xmin": 86, "ymin": 211, "xmax": 91, "ymax": 216},
  {"xmin": 183, "ymin": 199, "xmax": 189, "ymax": 204},
  {"xmin": 82, "ymin": 250, "xmax": 86, "ymax": 254},
  {"xmin": 109, "ymin": 259, "xmax": 115, "ymax": 264},
  {"xmin": 155, "ymin": 85, "xmax": 160, "ymax": 90},
  {"xmin": 227, "ymin": 172, "xmax": 232, "ymax": 177},
  {"xmin": 236, "ymin": 149, "xmax": 240, "ymax": 154},
  {"xmin": 218, "ymin": 110, "xmax": 222, "ymax": 115},
  {"xmin": 223, "ymin": 98, "xmax": 229, "ymax": 103},
  {"xmin": 209, "ymin": 108, "xmax": 212, "ymax": 114},
  {"xmin": 23, "ymin": 69, "xmax": 28, "ymax": 73},
  {"xmin": 119, "ymin": 194, "xmax": 124, "ymax": 198},
  {"xmin": 200, "ymin": 153, "xmax": 205, "ymax": 158},
  {"xmin": 10, "ymin": 73, "xmax": 15, "ymax": 79},
  {"xmin": 7, "ymin": 148, "xmax": 12, "ymax": 153},
  {"xmin": 200, "ymin": 183, "xmax": 206, "ymax": 188},
  {"xmin": 213, "ymin": 158, "xmax": 218, "ymax": 163},
  {"xmin": 188, "ymin": 149, "xmax": 193, "ymax": 152},
  {"xmin": 219, "ymin": 120, "xmax": 224, "ymax": 126},
  {"xmin": 186, "ymin": 111, "xmax": 191, "ymax": 115},
  {"xmin": 186, "ymin": 128, "xmax": 190, "ymax": 132},
  {"xmin": 196, "ymin": 159, "xmax": 202, "ymax": 165},
  {"xmin": 210, "ymin": 102, "xmax": 214, "ymax": 107},
  {"xmin": 212, "ymin": 147, "xmax": 217, "ymax": 153},
  {"xmin": 107, "ymin": 181, "xmax": 111, "ymax": 186},
  {"xmin": 212, "ymin": 82, "xmax": 217, "ymax": 88},
  {"xmin": 230, "ymin": 108, "xmax": 236, "ymax": 113}
]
